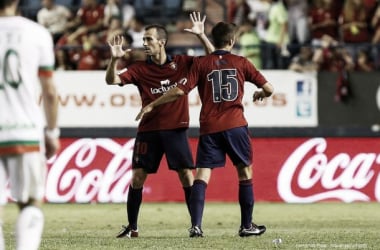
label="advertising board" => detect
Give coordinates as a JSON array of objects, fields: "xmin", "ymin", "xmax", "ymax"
[
  {"xmin": 5, "ymin": 137, "xmax": 378, "ymax": 203},
  {"xmin": 53, "ymin": 70, "xmax": 318, "ymax": 127}
]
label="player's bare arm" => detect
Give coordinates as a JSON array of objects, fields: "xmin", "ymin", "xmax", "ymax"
[
  {"xmin": 135, "ymin": 87, "xmax": 185, "ymax": 121},
  {"xmin": 253, "ymin": 82, "xmax": 274, "ymax": 102},
  {"xmin": 40, "ymin": 75, "xmax": 60, "ymax": 158},
  {"xmin": 184, "ymin": 11, "xmax": 215, "ymax": 54},
  {"xmin": 105, "ymin": 35, "xmax": 129, "ymax": 85}
]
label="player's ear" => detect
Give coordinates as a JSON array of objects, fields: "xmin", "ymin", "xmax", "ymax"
[
  {"xmin": 159, "ymin": 39, "xmax": 167, "ymax": 46},
  {"xmin": 229, "ymin": 38, "xmax": 235, "ymax": 47}
]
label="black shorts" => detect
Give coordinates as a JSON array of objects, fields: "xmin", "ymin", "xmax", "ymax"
[
  {"xmin": 132, "ymin": 128, "xmax": 195, "ymax": 173},
  {"xmin": 196, "ymin": 126, "xmax": 252, "ymax": 169}
]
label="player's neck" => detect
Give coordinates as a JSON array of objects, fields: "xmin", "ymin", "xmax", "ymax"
[{"xmin": 151, "ymin": 51, "xmax": 167, "ymax": 65}]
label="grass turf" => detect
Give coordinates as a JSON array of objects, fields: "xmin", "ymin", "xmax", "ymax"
[{"xmin": 2, "ymin": 202, "xmax": 379, "ymax": 249}]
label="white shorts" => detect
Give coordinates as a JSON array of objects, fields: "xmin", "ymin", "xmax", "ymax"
[{"xmin": 0, "ymin": 152, "xmax": 46, "ymax": 205}]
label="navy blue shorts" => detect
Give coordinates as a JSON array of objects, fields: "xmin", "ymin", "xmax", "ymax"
[
  {"xmin": 132, "ymin": 128, "xmax": 195, "ymax": 173},
  {"xmin": 196, "ymin": 126, "xmax": 252, "ymax": 169}
]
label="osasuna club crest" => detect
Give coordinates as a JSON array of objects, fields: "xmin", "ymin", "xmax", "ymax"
[{"xmin": 169, "ymin": 62, "xmax": 177, "ymax": 70}]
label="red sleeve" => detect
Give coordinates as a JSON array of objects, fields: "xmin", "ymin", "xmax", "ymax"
[
  {"xmin": 177, "ymin": 56, "xmax": 200, "ymax": 94},
  {"xmin": 244, "ymin": 59, "xmax": 267, "ymax": 87}
]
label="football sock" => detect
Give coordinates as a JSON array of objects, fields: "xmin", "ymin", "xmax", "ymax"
[
  {"xmin": 239, "ymin": 179, "xmax": 254, "ymax": 229},
  {"xmin": 190, "ymin": 180, "xmax": 207, "ymax": 227},
  {"xmin": 0, "ymin": 220, "xmax": 4, "ymax": 250},
  {"xmin": 127, "ymin": 185, "xmax": 142, "ymax": 230},
  {"xmin": 183, "ymin": 186, "xmax": 192, "ymax": 216},
  {"xmin": 16, "ymin": 206, "xmax": 44, "ymax": 250}
]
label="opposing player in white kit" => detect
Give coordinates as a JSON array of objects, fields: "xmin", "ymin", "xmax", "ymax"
[{"xmin": 0, "ymin": 0, "xmax": 60, "ymax": 249}]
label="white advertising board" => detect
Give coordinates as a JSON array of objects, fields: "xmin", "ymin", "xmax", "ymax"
[{"xmin": 53, "ymin": 70, "xmax": 317, "ymax": 127}]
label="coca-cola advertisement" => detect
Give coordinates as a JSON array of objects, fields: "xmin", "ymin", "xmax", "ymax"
[{"xmin": 7, "ymin": 137, "xmax": 379, "ymax": 203}]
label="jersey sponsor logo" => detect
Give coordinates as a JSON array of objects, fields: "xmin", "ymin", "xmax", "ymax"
[
  {"xmin": 151, "ymin": 77, "xmax": 188, "ymax": 94},
  {"xmin": 160, "ymin": 79, "xmax": 170, "ymax": 86}
]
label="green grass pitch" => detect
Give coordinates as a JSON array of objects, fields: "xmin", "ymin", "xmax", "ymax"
[{"xmin": 2, "ymin": 202, "xmax": 380, "ymax": 249}]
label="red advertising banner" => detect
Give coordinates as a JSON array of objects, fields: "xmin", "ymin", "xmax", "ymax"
[{"xmin": 40, "ymin": 137, "xmax": 380, "ymax": 203}]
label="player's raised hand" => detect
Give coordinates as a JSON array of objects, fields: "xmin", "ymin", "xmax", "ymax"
[
  {"xmin": 184, "ymin": 11, "xmax": 206, "ymax": 35},
  {"xmin": 108, "ymin": 35, "xmax": 129, "ymax": 59},
  {"xmin": 135, "ymin": 104, "xmax": 154, "ymax": 121}
]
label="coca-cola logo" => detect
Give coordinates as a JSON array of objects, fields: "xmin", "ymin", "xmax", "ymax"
[
  {"xmin": 278, "ymin": 138, "xmax": 380, "ymax": 202},
  {"xmin": 45, "ymin": 138, "xmax": 135, "ymax": 203}
]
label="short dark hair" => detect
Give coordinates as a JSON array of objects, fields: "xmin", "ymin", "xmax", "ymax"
[
  {"xmin": 211, "ymin": 22, "xmax": 237, "ymax": 49},
  {"xmin": 0, "ymin": 0, "xmax": 15, "ymax": 9},
  {"xmin": 145, "ymin": 24, "xmax": 168, "ymax": 45}
]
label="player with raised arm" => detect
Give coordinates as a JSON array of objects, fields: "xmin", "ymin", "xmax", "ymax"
[
  {"xmin": 136, "ymin": 22, "xmax": 274, "ymax": 238},
  {"xmin": 0, "ymin": 0, "xmax": 60, "ymax": 249},
  {"xmin": 105, "ymin": 12, "xmax": 214, "ymax": 238}
]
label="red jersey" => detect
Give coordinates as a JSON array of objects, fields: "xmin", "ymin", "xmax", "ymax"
[
  {"xmin": 180, "ymin": 50, "xmax": 267, "ymax": 135},
  {"xmin": 309, "ymin": 7, "xmax": 339, "ymax": 39},
  {"xmin": 118, "ymin": 55, "xmax": 193, "ymax": 132},
  {"xmin": 77, "ymin": 4, "xmax": 104, "ymax": 26}
]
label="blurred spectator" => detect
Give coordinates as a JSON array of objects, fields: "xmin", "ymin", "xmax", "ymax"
[
  {"xmin": 245, "ymin": 0, "xmax": 271, "ymax": 42},
  {"xmin": 103, "ymin": 0, "xmax": 120, "ymax": 28},
  {"xmin": 37, "ymin": 0, "xmax": 73, "ymax": 43},
  {"xmin": 77, "ymin": 31, "xmax": 104, "ymax": 70},
  {"xmin": 288, "ymin": 45, "xmax": 317, "ymax": 72},
  {"xmin": 228, "ymin": 0, "xmax": 250, "ymax": 25},
  {"xmin": 237, "ymin": 20, "xmax": 262, "ymax": 69},
  {"xmin": 308, "ymin": 0, "xmax": 339, "ymax": 48},
  {"xmin": 263, "ymin": 0, "xmax": 290, "ymax": 69},
  {"xmin": 285, "ymin": 0, "xmax": 309, "ymax": 46},
  {"xmin": 371, "ymin": 3, "xmax": 380, "ymax": 69},
  {"xmin": 127, "ymin": 16, "xmax": 145, "ymax": 49},
  {"xmin": 121, "ymin": 1, "xmax": 135, "ymax": 28},
  {"xmin": 313, "ymin": 35, "xmax": 355, "ymax": 71},
  {"xmin": 356, "ymin": 48, "xmax": 375, "ymax": 71},
  {"xmin": 371, "ymin": 3, "xmax": 380, "ymax": 44},
  {"xmin": 65, "ymin": 0, "xmax": 105, "ymax": 42},
  {"xmin": 182, "ymin": 0, "xmax": 199, "ymax": 13},
  {"xmin": 55, "ymin": 26, "xmax": 81, "ymax": 70},
  {"xmin": 339, "ymin": 0, "xmax": 371, "ymax": 61},
  {"xmin": 99, "ymin": 15, "xmax": 123, "ymax": 44},
  {"xmin": 313, "ymin": 35, "xmax": 355, "ymax": 102}
]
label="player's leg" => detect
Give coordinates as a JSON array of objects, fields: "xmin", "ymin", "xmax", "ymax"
[
  {"xmin": 224, "ymin": 126, "xmax": 266, "ymax": 237},
  {"xmin": 117, "ymin": 131, "xmax": 162, "ymax": 238},
  {"xmin": 189, "ymin": 132, "xmax": 226, "ymax": 237},
  {"xmin": 7, "ymin": 153, "xmax": 46, "ymax": 250},
  {"xmin": 123, "ymin": 168, "xmax": 147, "ymax": 237},
  {"xmin": 160, "ymin": 129, "xmax": 195, "ymax": 215},
  {"xmin": 188, "ymin": 167, "xmax": 211, "ymax": 237},
  {"xmin": 0, "ymin": 208, "xmax": 3, "ymax": 250},
  {"xmin": 177, "ymin": 168, "xmax": 194, "ymax": 215},
  {"xmin": 0, "ymin": 158, "xmax": 7, "ymax": 250}
]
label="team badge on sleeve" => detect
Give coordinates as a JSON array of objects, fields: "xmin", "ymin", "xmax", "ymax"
[{"xmin": 169, "ymin": 62, "xmax": 177, "ymax": 70}]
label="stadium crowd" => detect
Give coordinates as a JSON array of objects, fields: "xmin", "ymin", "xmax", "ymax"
[{"xmin": 17, "ymin": 0, "xmax": 380, "ymax": 71}]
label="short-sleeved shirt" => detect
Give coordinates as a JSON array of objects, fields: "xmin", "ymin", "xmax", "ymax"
[
  {"xmin": 179, "ymin": 50, "xmax": 267, "ymax": 135},
  {"xmin": 118, "ymin": 55, "xmax": 194, "ymax": 132},
  {"xmin": 77, "ymin": 4, "xmax": 104, "ymax": 26},
  {"xmin": 265, "ymin": 1, "xmax": 289, "ymax": 44},
  {"xmin": 37, "ymin": 4, "xmax": 72, "ymax": 35},
  {"xmin": 0, "ymin": 16, "xmax": 55, "ymax": 155}
]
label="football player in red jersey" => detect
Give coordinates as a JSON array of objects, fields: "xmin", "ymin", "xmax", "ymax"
[
  {"xmin": 105, "ymin": 12, "xmax": 214, "ymax": 238},
  {"xmin": 137, "ymin": 22, "xmax": 274, "ymax": 238}
]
